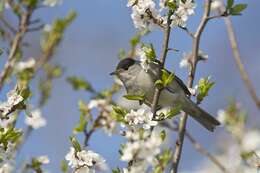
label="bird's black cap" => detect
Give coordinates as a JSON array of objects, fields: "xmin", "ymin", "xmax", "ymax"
[
  {"xmin": 116, "ymin": 58, "xmax": 136, "ymax": 70},
  {"xmin": 110, "ymin": 58, "xmax": 136, "ymax": 75}
]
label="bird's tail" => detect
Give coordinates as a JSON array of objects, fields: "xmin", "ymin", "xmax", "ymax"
[{"xmin": 181, "ymin": 97, "xmax": 220, "ymax": 132}]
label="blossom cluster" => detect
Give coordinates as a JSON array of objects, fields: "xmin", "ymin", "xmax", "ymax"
[
  {"xmin": 0, "ymin": 89, "xmax": 24, "ymax": 117},
  {"xmin": 121, "ymin": 128, "xmax": 163, "ymax": 173},
  {"xmin": 127, "ymin": 0, "xmax": 196, "ymax": 30},
  {"xmin": 65, "ymin": 147, "xmax": 106, "ymax": 173},
  {"xmin": 88, "ymin": 99, "xmax": 117, "ymax": 135},
  {"xmin": 184, "ymin": 103, "xmax": 260, "ymax": 173},
  {"xmin": 124, "ymin": 108, "xmax": 158, "ymax": 129}
]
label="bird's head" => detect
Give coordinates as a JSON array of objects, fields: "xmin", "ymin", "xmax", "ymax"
[{"xmin": 110, "ymin": 58, "xmax": 137, "ymax": 77}]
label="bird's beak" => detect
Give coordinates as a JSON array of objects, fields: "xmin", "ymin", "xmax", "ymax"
[{"xmin": 110, "ymin": 71, "xmax": 117, "ymax": 75}]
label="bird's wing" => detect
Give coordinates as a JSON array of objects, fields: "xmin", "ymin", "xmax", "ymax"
[
  {"xmin": 173, "ymin": 75, "xmax": 191, "ymax": 96},
  {"xmin": 147, "ymin": 62, "xmax": 191, "ymax": 96},
  {"xmin": 164, "ymin": 69, "xmax": 191, "ymax": 96}
]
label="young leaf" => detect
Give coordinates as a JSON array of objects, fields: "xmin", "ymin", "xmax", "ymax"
[
  {"xmin": 227, "ymin": 0, "xmax": 234, "ymax": 9},
  {"xmin": 60, "ymin": 160, "xmax": 68, "ymax": 173},
  {"xmin": 123, "ymin": 94, "xmax": 145, "ymax": 101},
  {"xmin": 160, "ymin": 130, "xmax": 166, "ymax": 141},
  {"xmin": 230, "ymin": 4, "xmax": 247, "ymax": 15},
  {"xmin": 165, "ymin": 105, "xmax": 182, "ymax": 119},
  {"xmin": 141, "ymin": 43, "xmax": 156, "ymax": 60},
  {"xmin": 67, "ymin": 76, "xmax": 94, "ymax": 92},
  {"xmin": 161, "ymin": 69, "xmax": 174, "ymax": 87},
  {"xmin": 112, "ymin": 168, "xmax": 121, "ymax": 173},
  {"xmin": 73, "ymin": 114, "xmax": 87, "ymax": 133},
  {"xmin": 196, "ymin": 77, "xmax": 215, "ymax": 104},
  {"xmin": 111, "ymin": 106, "xmax": 128, "ymax": 122},
  {"xmin": 118, "ymin": 48, "xmax": 126, "ymax": 59},
  {"xmin": 69, "ymin": 136, "xmax": 81, "ymax": 152}
]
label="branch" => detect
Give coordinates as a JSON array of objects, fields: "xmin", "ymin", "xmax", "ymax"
[
  {"xmin": 0, "ymin": 8, "xmax": 33, "ymax": 91},
  {"xmin": 171, "ymin": 1, "xmax": 212, "ymax": 172},
  {"xmin": 161, "ymin": 122, "xmax": 231, "ymax": 173},
  {"xmin": 217, "ymin": 7, "xmax": 260, "ymax": 109},
  {"xmin": 151, "ymin": 11, "xmax": 172, "ymax": 119}
]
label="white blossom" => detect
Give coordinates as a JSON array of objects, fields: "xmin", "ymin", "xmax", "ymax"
[
  {"xmin": 123, "ymin": 161, "xmax": 148, "ymax": 173},
  {"xmin": 4, "ymin": 2, "xmax": 10, "ymax": 9},
  {"xmin": 179, "ymin": 58, "xmax": 189, "ymax": 68},
  {"xmin": 36, "ymin": 156, "xmax": 50, "ymax": 164},
  {"xmin": 42, "ymin": 0, "xmax": 63, "ymax": 7},
  {"xmin": 0, "ymin": 89, "xmax": 24, "ymax": 117},
  {"xmin": 43, "ymin": 24, "xmax": 52, "ymax": 32},
  {"xmin": 14, "ymin": 58, "xmax": 36, "ymax": 72},
  {"xmin": 198, "ymin": 50, "xmax": 209, "ymax": 60},
  {"xmin": 170, "ymin": 0, "xmax": 196, "ymax": 27},
  {"xmin": 0, "ymin": 115, "xmax": 16, "ymax": 128},
  {"xmin": 65, "ymin": 147, "xmax": 106, "ymax": 172},
  {"xmin": 217, "ymin": 109, "xmax": 226, "ymax": 124},
  {"xmin": 127, "ymin": 0, "xmax": 137, "ymax": 7},
  {"xmin": 188, "ymin": 85, "xmax": 198, "ymax": 96},
  {"xmin": 0, "ymin": 163, "xmax": 13, "ymax": 173},
  {"xmin": 242, "ymin": 130, "xmax": 260, "ymax": 152},
  {"xmin": 129, "ymin": 0, "xmax": 161, "ymax": 30},
  {"xmin": 87, "ymin": 99, "xmax": 107, "ymax": 110},
  {"xmin": 88, "ymin": 99, "xmax": 116, "ymax": 135},
  {"xmin": 211, "ymin": 0, "xmax": 223, "ymax": 11},
  {"xmin": 25, "ymin": 109, "xmax": 46, "ymax": 129},
  {"xmin": 0, "ymin": 142, "xmax": 16, "ymax": 162},
  {"xmin": 124, "ymin": 108, "xmax": 158, "ymax": 129},
  {"xmin": 121, "ymin": 129, "xmax": 162, "ymax": 163}
]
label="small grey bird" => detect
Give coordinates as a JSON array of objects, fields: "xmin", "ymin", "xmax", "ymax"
[{"xmin": 110, "ymin": 58, "xmax": 220, "ymax": 131}]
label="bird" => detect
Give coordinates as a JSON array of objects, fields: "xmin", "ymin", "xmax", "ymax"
[{"xmin": 110, "ymin": 58, "xmax": 220, "ymax": 131}]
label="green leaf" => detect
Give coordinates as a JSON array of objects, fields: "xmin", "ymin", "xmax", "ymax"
[
  {"xmin": 227, "ymin": 0, "xmax": 234, "ymax": 9},
  {"xmin": 154, "ymin": 80, "xmax": 164, "ymax": 89},
  {"xmin": 0, "ymin": 1, "xmax": 4, "ymax": 12},
  {"xmin": 67, "ymin": 76, "xmax": 94, "ymax": 92},
  {"xmin": 112, "ymin": 168, "xmax": 121, "ymax": 173},
  {"xmin": 111, "ymin": 106, "xmax": 128, "ymax": 122},
  {"xmin": 60, "ymin": 160, "xmax": 68, "ymax": 173},
  {"xmin": 123, "ymin": 94, "xmax": 145, "ymax": 101},
  {"xmin": 166, "ymin": 1, "xmax": 177, "ymax": 11},
  {"xmin": 230, "ymin": 4, "xmax": 247, "ymax": 15},
  {"xmin": 160, "ymin": 130, "xmax": 166, "ymax": 141},
  {"xmin": 0, "ymin": 48, "xmax": 3, "ymax": 56},
  {"xmin": 240, "ymin": 151, "xmax": 255, "ymax": 160},
  {"xmin": 141, "ymin": 43, "xmax": 156, "ymax": 60},
  {"xmin": 69, "ymin": 136, "xmax": 81, "ymax": 152},
  {"xmin": 130, "ymin": 35, "xmax": 140, "ymax": 47},
  {"xmin": 0, "ymin": 128, "xmax": 22, "ymax": 150},
  {"xmin": 19, "ymin": 86, "xmax": 31, "ymax": 100},
  {"xmin": 165, "ymin": 105, "xmax": 182, "ymax": 119},
  {"xmin": 73, "ymin": 114, "xmax": 87, "ymax": 133},
  {"xmin": 118, "ymin": 48, "xmax": 126, "ymax": 59},
  {"xmin": 161, "ymin": 69, "xmax": 174, "ymax": 87},
  {"xmin": 196, "ymin": 77, "xmax": 215, "ymax": 104}
]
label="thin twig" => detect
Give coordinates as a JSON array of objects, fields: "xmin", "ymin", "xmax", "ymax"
[
  {"xmin": 0, "ymin": 8, "xmax": 33, "ymax": 91},
  {"xmin": 171, "ymin": 1, "xmax": 212, "ymax": 173},
  {"xmin": 161, "ymin": 121, "xmax": 230, "ymax": 173},
  {"xmin": 218, "ymin": 6, "xmax": 260, "ymax": 109},
  {"xmin": 0, "ymin": 14, "xmax": 17, "ymax": 34}
]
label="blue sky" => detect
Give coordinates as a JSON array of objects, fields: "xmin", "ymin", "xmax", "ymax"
[{"xmin": 1, "ymin": 0, "xmax": 260, "ymax": 172}]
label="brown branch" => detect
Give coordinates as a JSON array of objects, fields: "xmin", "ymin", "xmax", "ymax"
[
  {"xmin": 171, "ymin": 1, "xmax": 212, "ymax": 173},
  {"xmin": 161, "ymin": 122, "xmax": 231, "ymax": 173},
  {"xmin": 217, "ymin": 7, "xmax": 260, "ymax": 109},
  {"xmin": 0, "ymin": 8, "xmax": 33, "ymax": 91},
  {"xmin": 151, "ymin": 11, "xmax": 172, "ymax": 119}
]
